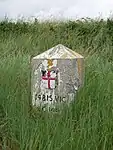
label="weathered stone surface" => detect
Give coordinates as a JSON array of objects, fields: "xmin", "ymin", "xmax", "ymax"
[{"xmin": 31, "ymin": 44, "xmax": 84, "ymax": 109}]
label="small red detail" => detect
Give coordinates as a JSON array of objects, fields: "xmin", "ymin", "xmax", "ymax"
[{"xmin": 42, "ymin": 71, "xmax": 56, "ymax": 89}]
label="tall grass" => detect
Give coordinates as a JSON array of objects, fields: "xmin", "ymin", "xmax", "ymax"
[{"xmin": 0, "ymin": 18, "xmax": 113, "ymax": 150}]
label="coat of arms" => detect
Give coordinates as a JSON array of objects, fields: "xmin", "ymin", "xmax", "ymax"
[{"xmin": 40, "ymin": 59, "xmax": 59, "ymax": 89}]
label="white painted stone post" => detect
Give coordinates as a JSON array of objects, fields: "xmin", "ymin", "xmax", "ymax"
[{"xmin": 31, "ymin": 44, "xmax": 84, "ymax": 110}]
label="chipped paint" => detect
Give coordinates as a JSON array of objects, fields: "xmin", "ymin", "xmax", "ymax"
[
  {"xmin": 31, "ymin": 44, "xmax": 84, "ymax": 109},
  {"xmin": 33, "ymin": 44, "xmax": 83, "ymax": 59}
]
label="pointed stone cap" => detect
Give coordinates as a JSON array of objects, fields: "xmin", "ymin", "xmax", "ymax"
[{"xmin": 33, "ymin": 44, "xmax": 83, "ymax": 59}]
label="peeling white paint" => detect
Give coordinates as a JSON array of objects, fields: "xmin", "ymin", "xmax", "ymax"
[
  {"xmin": 33, "ymin": 44, "xmax": 83, "ymax": 59},
  {"xmin": 31, "ymin": 44, "xmax": 84, "ymax": 109}
]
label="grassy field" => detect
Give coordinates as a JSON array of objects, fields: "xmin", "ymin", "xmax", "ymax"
[{"xmin": 0, "ymin": 18, "xmax": 113, "ymax": 150}]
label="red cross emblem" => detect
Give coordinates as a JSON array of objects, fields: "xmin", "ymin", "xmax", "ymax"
[{"xmin": 42, "ymin": 70, "xmax": 56, "ymax": 89}]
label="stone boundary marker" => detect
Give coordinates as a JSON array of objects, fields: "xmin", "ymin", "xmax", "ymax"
[{"xmin": 31, "ymin": 44, "xmax": 84, "ymax": 110}]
